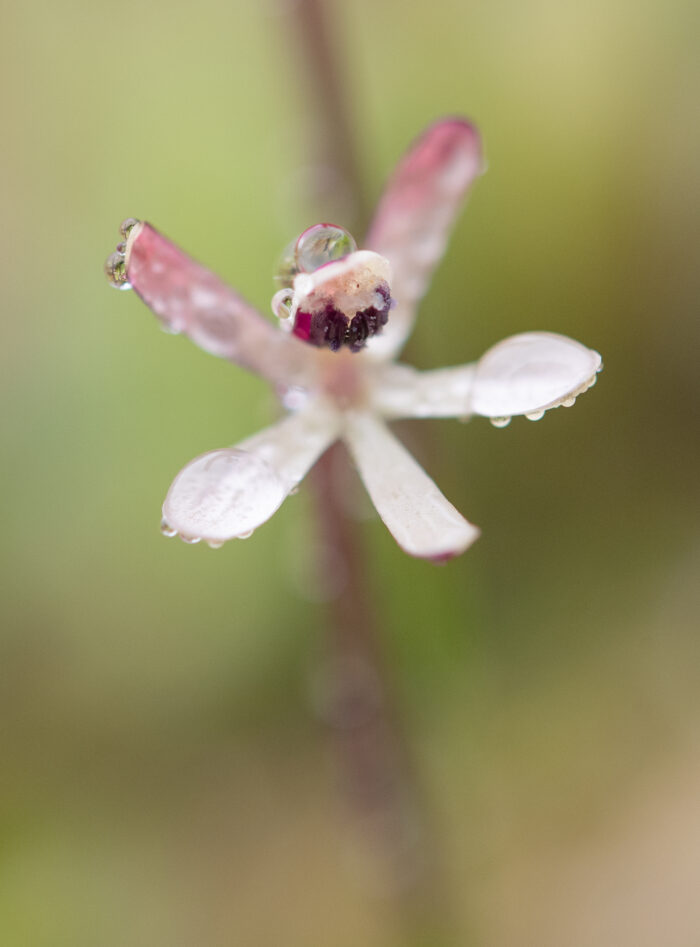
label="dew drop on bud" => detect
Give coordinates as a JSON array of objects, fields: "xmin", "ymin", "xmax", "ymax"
[
  {"xmin": 105, "ymin": 250, "xmax": 131, "ymax": 290},
  {"xmin": 562, "ymin": 396, "xmax": 576, "ymax": 407},
  {"xmin": 207, "ymin": 540, "xmax": 224, "ymax": 549},
  {"xmin": 490, "ymin": 416, "xmax": 511, "ymax": 428},
  {"xmin": 295, "ymin": 224, "xmax": 357, "ymax": 273},
  {"xmin": 180, "ymin": 534, "xmax": 202, "ymax": 544},
  {"xmin": 237, "ymin": 529, "xmax": 254, "ymax": 539},
  {"xmin": 526, "ymin": 409, "xmax": 545, "ymax": 421}
]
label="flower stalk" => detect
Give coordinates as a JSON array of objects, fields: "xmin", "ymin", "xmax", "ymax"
[{"xmin": 287, "ymin": 2, "xmax": 458, "ymax": 940}]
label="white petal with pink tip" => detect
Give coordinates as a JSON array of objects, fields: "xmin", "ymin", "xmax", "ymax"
[
  {"xmin": 163, "ymin": 402, "xmax": 340, "ymax": 543},
  {"xmin": 343, "ymin": 412, "xmax": 480, "ymax": 560},
  {"xmin": 469, "ymin": 332, "xmax": 602, "ymax": 419}
]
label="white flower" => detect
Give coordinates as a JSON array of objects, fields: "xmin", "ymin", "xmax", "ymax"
[{"xmin": 107, "ymin": 119, "xmax": 601, "ymax": 560}]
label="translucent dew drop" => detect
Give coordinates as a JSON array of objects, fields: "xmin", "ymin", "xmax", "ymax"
[
  {"xmin": 104, "ymin": 250, "xmax": 131, "ymax": 290},
  {"xmin": 561, "ymin": 396, "xmax": 576, "ymax": 407},
  {"xmin": 490, "ymin": 416, "xmax": 511, "ymax": 428},
  {"xmin": 119, "ymin": 217, "xmax": 140, "ymax": 239},
  {"xmin": 207, "ymin": 540, "xmax": 224, "ymax": 549},
  {"xmin": 295, "ymin": 224, "xmax": 357, "ymax": 273},
  {"xmin": 526, "ymin": 409, "xmax": 545, "ymax": 421},
  {"xmin": 274, "ymin": 239, "xmax": 298, "ymax": 288},
  {"xmin": 160, "ymin": 518, "xmax": 177, "ymax": 538},
  {"xmin": 271, "ymin": 288, "xmax": 294, "ymax": 322},
  {"xmin": 237, "ymin": 529, "xmax": 254, "ymax": 539},
  {"xmin": 180, "ymin": 534, "xmax": 202, "ymax": 544}
]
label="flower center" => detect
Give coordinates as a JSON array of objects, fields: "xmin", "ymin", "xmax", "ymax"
[{"xmin": 272, "ymin": 225, "xmax": 394, "ymax": 353}]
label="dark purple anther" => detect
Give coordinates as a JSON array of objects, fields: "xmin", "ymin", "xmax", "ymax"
[{"xmin": 292, "ymin": 280, "xmax": 393, "ymax": 353}]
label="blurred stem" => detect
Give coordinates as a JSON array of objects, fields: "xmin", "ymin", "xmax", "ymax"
[
  {"xmin": 288, "ymin": 0, "xmax": 370, "ymax": 233},
  {"xmin": 284, "ymin": 2, "xmax": 457, "ymax": 943},
  {"xmin": 312, "ymin": 447, "xmax": 455, "ymax": 946}
]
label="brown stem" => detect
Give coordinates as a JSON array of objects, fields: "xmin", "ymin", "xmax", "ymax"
[
  {"xmin": 287, "ymin": 0, "xmax": 370, "ymax": 234},
  {"xmin": 311, "ymin": 447, "xmax": 455, "ymax": 945},
  {"xmin": 278, "ymin": 1, "xmax": 457, "ymax": 942}
]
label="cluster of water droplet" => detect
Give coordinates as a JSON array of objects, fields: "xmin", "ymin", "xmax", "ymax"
[
  {"xmin": 488, "ymin": 368, "xmax": 601, "ymax": 428},
  {"xmin": 159, "ymin": 517, "xmax": 254, "ymax": 548},
  {"xmin": 104, "ymin": 218, "xmax": 139, "ymax": 290}
]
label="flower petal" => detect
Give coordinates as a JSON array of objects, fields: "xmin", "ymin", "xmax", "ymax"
[
  {"xmin": 364, "ymin": 118, "xmax": 483, "ymax": 361},
  {"xmin": 125, "ymin": 222, "xmax": 319, "ymax": 388},
  {"xmin": 343, "ymin": 412, "xmax": 480, "ymax": 560},
  {"xmin": 162, "ymin": 401, "xmax": 340, "ymax": 543},
  {"xmin": 470, "ymin": 332, "xmax": 603, "ymax": 420},
  {"xmin": 369, "ymin": 362, "xmax": 476, "ymax": 419}
]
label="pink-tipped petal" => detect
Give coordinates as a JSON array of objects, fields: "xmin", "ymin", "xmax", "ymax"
[
  {"xmin": 343, "ymin": 412, "xmax": 480, "ymax": 560},
  {"xmin": 364, "ymin": 119, "xmax": 483, "ymax": 361},
  {"xmin": 162, "ymin": 401, "xmax": 340, "ymax": 543},
  {"xmin": 125, "ymin": 222, "xmax": 319, "ymax": 387},
  {"xmin": 470, "ymin": 332, "xmax": 602, "ymax": 420},
  {"xmin": 369, "ymin": 362, "xmax": 476, "ymax": 419}
]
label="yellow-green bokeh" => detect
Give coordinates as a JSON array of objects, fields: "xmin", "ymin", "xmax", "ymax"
[{"xmin": 1, "ymin": 0, "xmax": 698, "ymax": 944}]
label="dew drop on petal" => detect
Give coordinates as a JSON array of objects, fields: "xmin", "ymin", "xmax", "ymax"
[
  {"xmin": 274, "ymin": 239, "xmax": 298, "ymax": 288},
  {"xmin": 237, "ymin": 529, "xmax": 254, "ymax": 539},
  {"xmin": 295, "ymin": 224, "xmax": 357, "ymax": 273},
  {"xmin": 526, "ymin": 409, "xmax": 545, "ymax": 421},
  {"xmin": 562, "ymin": 396, "xmax": 576, "ymax": 407},
  {"xmin": 180, "ymin": 535, "xmax": 202, "ymax": 544},
  {"xmin": 119, "ymin": 217, "xmax": 140, "ymax": 239},
  {"xmin": 160, "ymin": 518, "xmax": 177, "ymax": 537},
  {"xmin": 104, "ymin": 250, "xmax": 131, "ymax": 290},
  {"xmin": 271, "ymin": 288, "xmax": 294, "ymax": 322},
  {"xmin": 207, "ymin": 540, "xmax": 225, "ymax": 549},
  {"xmin": 490, "ymin": 416, "xmax": 511, "ymax": 428}
]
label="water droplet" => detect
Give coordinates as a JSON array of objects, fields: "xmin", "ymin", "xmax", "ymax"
[
  {"xmin": 237, "ymin": 529, "xmax": 254, "ymax": 539},
  {"xmin": 116, "ymin": 241, "xmax": 126, "ymax": 253},
  {"xmin": 289, "ymin": 485, "xmax": 299, "ymax": 496},
  {"xmin": 295, "ymin": 224, "xmax": 357, "ymax": 273},
  {"xmin": 274, "ymin": 239, "xmax": 298, "ymax": 288},
  {"xmin": 180, "ymin": 534, "xmax": 201, "ymax": 544},
  {"xmin": 104, "ymin": 250, "xmax": 131, "ymax": 290},
  {"xmin": 207, "ymin": 540, "xmax": 224, "ymax": 549},
  {"xmin": 561, "ymin": 396, "xmax": 576, "ymax": 407},
  {"xmin": 160, "ymin": 518, "xmax": 177, "ymax": 537},
  {"xmin": 271, "ymin": 288, "xmax": 294, "ymax": 322},
  {"xmin": 119, "ymin": 217, "xmax": 140, "ymax": 239},
  {"xmin": 490, "ymin": 416, "xmax": 511, "ymax": 428},
  {"xmin": 526, "ymin": 409, "xmax": 545, "ymax": 421}
]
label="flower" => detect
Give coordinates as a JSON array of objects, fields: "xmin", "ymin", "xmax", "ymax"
[{"xmin": 105, "ymin": 119, "xmax": 601, "ymax": 560}]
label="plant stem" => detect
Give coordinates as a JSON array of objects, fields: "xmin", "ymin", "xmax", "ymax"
[
  {"xmin": 288, "ymin": 0, "xmax": 370, "ymax": 233},
  {"xmin": 311, "ymin": 447, "xmax": 456, "ymax": 945},
  {"xmin": 280, "ymin": 2, "xmax": 458, "ymax": 942}
]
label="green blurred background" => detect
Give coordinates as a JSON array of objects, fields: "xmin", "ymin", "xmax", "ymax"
[{"xmin": 2, "ymin": 0, "xmax": 699, "ymax": 943}]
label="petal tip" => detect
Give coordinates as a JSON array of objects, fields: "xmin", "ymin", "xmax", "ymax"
[
  {"xmin": 472, "ymin": 332, "xmax": 603, "ymax": 420},
  {"xmin": 162, "ymin": 448, "xmax": 287, "ymax": 544}
]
